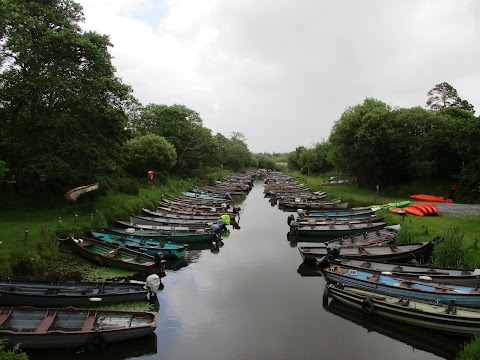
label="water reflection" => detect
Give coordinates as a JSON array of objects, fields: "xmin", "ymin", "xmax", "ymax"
[
  {"xmin": 323, "ymin": 296, "xmax": 465, "ymax": 360},
  {"xmin": 26, "ymin": 332, "xmax": 158, "ymax": 360},
  {"xmin": 297, "ymin": 260, "xmax": 323, "ymax": 277}
]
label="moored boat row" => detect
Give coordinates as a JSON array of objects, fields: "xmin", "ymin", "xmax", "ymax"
[{"xmin": 262, "ymin": 171, "xmax": 480, "ymax": 338}]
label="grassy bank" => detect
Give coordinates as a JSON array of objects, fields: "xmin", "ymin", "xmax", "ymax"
[
  {"xmin": 0, "ymin": 173, "xmax": 228, "ymax": 277},
  {"xmin": 290, "ymin": 171, "xmax": 480, "ymax": 268}
]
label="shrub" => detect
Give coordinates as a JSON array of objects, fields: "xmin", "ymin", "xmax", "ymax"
[
  {"xmin": 456, "ymin": 337, "xmax": 480, "ymax": 360},
  {"xmin": 432, "ymin": 226, "xmax": 470, "ymax": 268},
  {"xmin": 116, "ymin": 178, "xmax": 139, "ymax": 195},
  {"xmin": 0, "ymin": 342, "xmax": 28, "ymax": 360}
]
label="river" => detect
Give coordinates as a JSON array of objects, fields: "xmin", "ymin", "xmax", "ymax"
[{"xmin": 25, "ymin": 179, "xmax": 467, "ymax": 360}]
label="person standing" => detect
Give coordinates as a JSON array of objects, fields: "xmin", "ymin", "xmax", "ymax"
[
  {"xmin": 447, "ymin": 184, "xmax": 457, "ymax": 200},
  {"xmin": 147, "ymin": 170, "xmax": 155, "ymax": 189}
]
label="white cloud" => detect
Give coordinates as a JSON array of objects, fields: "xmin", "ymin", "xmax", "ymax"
[{"xmin": 77, "ymin": 0, "xmax": 480, "ymax": 153}]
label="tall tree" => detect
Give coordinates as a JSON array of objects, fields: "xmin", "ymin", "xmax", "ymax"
[
  {"xmin": 426, "ymin": 82, "xmax": 475, "ymax": 113},
  {"xmin": 0, "ymin": 0, "xmax": 134, "ymax": 192},
  {"xmin": 134, "ymin": 104, "xmax": 219, "ymax": 173}
]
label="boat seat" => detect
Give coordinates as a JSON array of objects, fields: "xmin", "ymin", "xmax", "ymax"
[
  {"xmin": 367, "ymin": 275, "xmax": 379, "ymax": 282},
  {"xmin": 81, "ymin": 313, "xmax": 97, "ymax": 332},
  {"xmin": 35, "ymin": 311, "xmax": 57, "ymax": 333},
  {"xmin": 123, "ymin": 256, "xmax": 140, "ymax": 262},
  {"xmin": 389, "ymin": 245, "xmax": 399, "ymax": 252},
  {"xmin": 0, "ymin": 311, "xmax": 12, "ymax": 327}
]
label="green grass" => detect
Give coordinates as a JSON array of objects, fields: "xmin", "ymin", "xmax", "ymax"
[
  {"xmin": 0, "ymin": 174, "xmax": 228, "ymax": 277},
  {"xmin": 289, "ymin": 171, "xmax": 480, "ymax": 267}
]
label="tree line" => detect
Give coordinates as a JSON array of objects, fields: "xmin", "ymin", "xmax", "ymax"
[
  {"xmin": 288, "ymin": 84, "xmax": 480, "ymax": 192},
  {"xmin": 0, "ymin": 0, "xmax": 254, "ymax": 194}
]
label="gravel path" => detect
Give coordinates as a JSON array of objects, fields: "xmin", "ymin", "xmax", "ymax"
[{"xmin": 410, "ymin": 201, "xmax": 480, "ymax": 215}]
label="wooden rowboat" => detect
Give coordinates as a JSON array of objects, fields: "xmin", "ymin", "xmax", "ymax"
[
  {"xmin": 88, "ymin": 231, "xmax": 188, "ymax": 259},
  {"xmin": 324, "ymin": 283, "xmax": 480, "ymax": 337},
  {"xmin": 328, "ymin": 258, "xmax": 480, "ymax": 286},
  {"xmin": 105, "ymin": 227, "xmax": 217, "ymax": 243},
  {"xmin": 66, "ymin": 235, "xmax": 165, "ymax": 274},
  {"xmin": 290, "ymin": 220, "xmax": 389, "ymax": 237},
  {"xmin": 298, "ymin": 240, "xmax": 434, "ymax": 263},
  {"xmin": 0, "ymin": 306, "xmax": 156, "ymax": 349},
  {"xmin": 0, "ymin": 279, "xmax": 148, "ymax": 307},
  {"xmin": 323, "ymin": 265, "xmax": 480, "ymax": 308}
]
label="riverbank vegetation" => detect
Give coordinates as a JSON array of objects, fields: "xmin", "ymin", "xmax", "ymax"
[{"xmin": 287, "ymin": 92, "xmax": 480, "ymax": 204}]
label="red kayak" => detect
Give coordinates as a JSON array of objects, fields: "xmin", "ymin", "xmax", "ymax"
[
  {"xmin": 402, "ymin": 206, "xmax": 424, "ymax": 217},
  {"xmin": 412, "ymin": 204, "xmax": 430, "ymax": 215},
  {"xmin": 410, "ymin": 194, "xmax": 453, "ymax": 203}
]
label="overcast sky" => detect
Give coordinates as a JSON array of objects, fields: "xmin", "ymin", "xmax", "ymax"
[{"xmin": 77, "ymin": 0, "xmax": 480, "ymax": 153}]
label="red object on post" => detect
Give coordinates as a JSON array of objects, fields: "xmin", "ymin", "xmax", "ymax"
[{"xmin": 147, "ymin": 170, "xmax": 154, "ymax": 180}]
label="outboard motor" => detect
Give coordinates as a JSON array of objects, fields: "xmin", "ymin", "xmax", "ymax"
[
  {"xmin": 288, "ymin": 220, "xmax": 299, "ymax": 236},
  {"xmin": 317, "ymin": 244, "xmax": 341, "ymax": 267},
  {"xmin": 269, "ymin": 195, "xmax": 277, "ymax": 206},
  {"xmin": 287, "ymin": 214, "xmax": 296, "ymax": 226},
  {"xmin": 145, "ymin": 274, "xmax": 162, "ymax": 299},
  {"xmin": 153, "ymin": 252, "xmax": 165, "ymax": 266},
  {"xmin": 211, "ymin": 223, "xmax": 224, "ymax": 240},
  {"xmin": 232, "ymin": 206, "xmax": 241, "ymax": 214},
  {"xmin": 297, "ymin": 209, "xmax": 306, "ymax": 217}
]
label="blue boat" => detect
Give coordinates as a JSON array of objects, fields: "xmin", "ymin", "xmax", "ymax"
[
  {"xmin": 88, "ymin": 231, "xmax": 188, "ymax": 259},
  {"xmin": 324, "ymin": 266, "xmax": 480, "ymax": 308},
  {"xmin": 300, "ymin": 208, "xmax": 379, "ymax": 218},
  {"xmin": 182, "ymin": 192, "xmax": 231, "ymax": 201}
]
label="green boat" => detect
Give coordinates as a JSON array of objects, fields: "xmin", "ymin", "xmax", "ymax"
[
  {"xmin": 66, "ymin": 235, "xmax": 165, "ymax": 274},
  {"xmin": 103, "ymin": 228, "xmax": 218, "ymax": 243}
]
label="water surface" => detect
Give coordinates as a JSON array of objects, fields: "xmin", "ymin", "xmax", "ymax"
[{"xmin": 26, "ymin": 179, "xmax": 467, "ymax": 360}]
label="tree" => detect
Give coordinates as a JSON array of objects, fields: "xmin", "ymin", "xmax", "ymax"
[
  {"xmin": 217, "ymin": 132, "xmax": 253, "ymax": 171},
  {"xmin": 287, "ymin": 146, "xmax": 306, "ymax": 171},
  {"xmin": 0, "ymin": 0, "xmax": 135, "ymax": 192},
  {"xmin": 134, "ymin": 104, "xmax": 219, "ymax": 173},
  {"xmin": 124, "ymin": 134, "xmax": 177, "ymax": 176},
  {"xmin": 298, "ymin": 141, "xmax": 333, "ymax": 174},
  {"xmin": 426, "ymin": 82, "xmax": 475, "ymax": 113}
]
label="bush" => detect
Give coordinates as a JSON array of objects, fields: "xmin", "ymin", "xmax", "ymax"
[
  {"xmin": 116, "ymin": 178, "xmax": 139, "ymax": 195},
  {"xmin": 456, "ymin": 337, "xmax": 480, "ymax": 360},
  {"xmin": 432, "ymin": 226, "xmax": 471, "ymax": 268},
  {"xmin": 0, "ymin": 342, "xmax": 28, "ymax": 360}
]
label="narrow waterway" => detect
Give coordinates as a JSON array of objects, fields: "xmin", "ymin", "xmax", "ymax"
[{"xmin": 26, "ymin": 179, "xmax": 467, "ymax": 360}]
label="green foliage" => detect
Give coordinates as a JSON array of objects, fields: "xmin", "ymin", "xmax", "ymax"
[
  {"xmin": 287, "ymin": 146, "xmax": 307, "ymax": 170},
  {"xmin": 252, "ymin": 154, "xmax": 276, "ymax": 169},
  {"xmin": 116, "ymin": 178, "xmax": 139, "ymax": 195},
  {"xmin": 0, "ymin": 0, "xmax": 135, "ymax": 193},
  {"xmin": 216, "ymin": 132, "xmax": 253, "ymax": 171},
  {"xmin": 125, "ymin": 134, "xmax": 177, "ymax": 176},
  {"xmin": 131, "ymin": 104, "xmax": 220, "ymax": 173},
  {"xmin": 297, "ymin": 141, "xmax": 333, "ymax": 174},
  {"xmin": 0, "ymin": 341, "xmax": 28, "ymax": 360},
  {"xmin": 0, "ymin": 161, "xmax": 8, "ymax": 180},
  {"xmin": 456, "ymin": 337, "xmax": 480, "ymax": 360},
  {"xmin": 426, "ymin": 82, "xmax": 475, "ymax": 113},
  {"xmin": 325, "ymin": 97, "xmax": 479, "ymax": 191},
  {"xmin": 431, "ymin": 226, "xmax": 472, "ymax": 269}
]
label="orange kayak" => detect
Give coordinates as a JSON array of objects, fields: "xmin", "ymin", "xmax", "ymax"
[
  {"xmin": 412, "ymin": 204, "xmax": 432, "ymax": 215},
  {"xmin": 409, "ymin": 194, "xmax": 446, "ymax": 203},
  {"xmin": 389, "ymin": 207, "xmax": 406, "ymax": 215},
  {"xmin": 403, "ymin": 206, "xmax": 424, "ymax": 217},
  {"xmin": 424, "ymin": 203, "xmax": 439, "ymax": 215}
]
